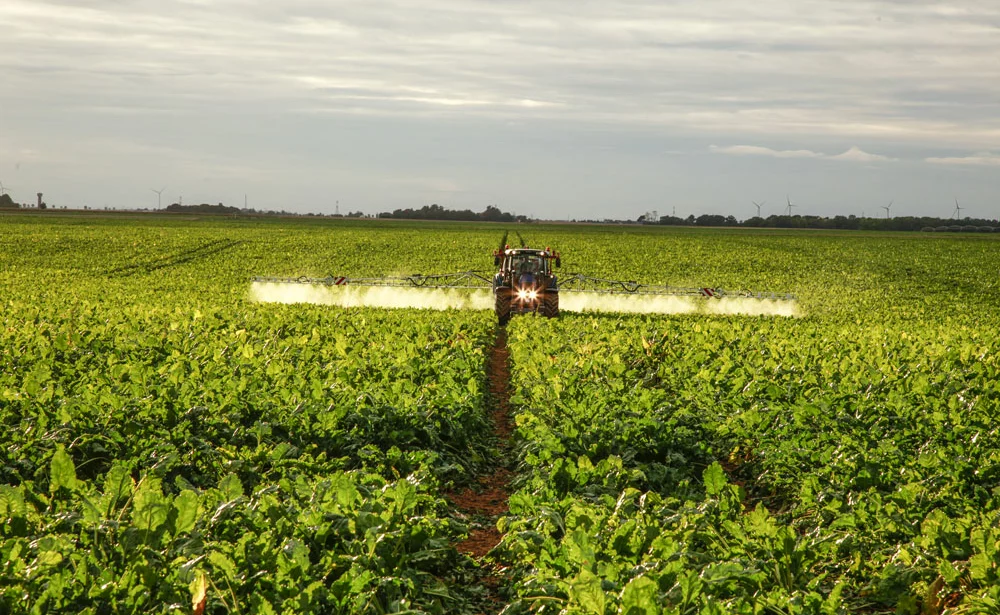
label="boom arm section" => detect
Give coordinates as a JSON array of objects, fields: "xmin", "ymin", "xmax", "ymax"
[{"xmin": 252, "ymin": 272, "xmax": 493, "ymax": 289}]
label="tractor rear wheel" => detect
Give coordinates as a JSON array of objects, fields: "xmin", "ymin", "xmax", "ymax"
[
  {"xmin": 540, "ymin": 292, "xmax": 559, "ymax": 318},
  {"xmin": 495, "ymin": 288, "xmax": 512, "ymax": 325}
]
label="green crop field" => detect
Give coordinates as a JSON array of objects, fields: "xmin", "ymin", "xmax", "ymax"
[{"xmin": 3, "ymin": 213, "xmax": 1000, "ymax": 614}]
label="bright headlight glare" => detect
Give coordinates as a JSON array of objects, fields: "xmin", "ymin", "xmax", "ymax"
[
  {"xmin": 527, "ymin": 290, "xmax": 537, "ymax": 300},
  {"xmin": 517, "ymin": 289, "xmax": 528, "ymax": 299}
]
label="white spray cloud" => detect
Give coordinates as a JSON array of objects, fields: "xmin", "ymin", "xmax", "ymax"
[
  {"xmin": 702, "ymin": 297, "xmax": 800, "ymax": 317},
  {"xmin": 562, "ymin": 292, "xmax": 800, "ymax": 317},
  {"xmin": 250, "ymin": 282, "xmax": 494, "ymax": 310},
  {"xmin": 560, "ymin": 293, "xmax": 700, "ymax": 315},
  {"xmin": 251, "ymin": 282, "xmax": 800, "ymax": 317}
]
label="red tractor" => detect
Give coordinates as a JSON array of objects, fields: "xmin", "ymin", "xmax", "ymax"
[{"xmin": 492, "ymin": 246, "xmax": 560, "ymax": 324}]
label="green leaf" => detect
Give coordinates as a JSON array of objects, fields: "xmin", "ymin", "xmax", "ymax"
[
  {"xmin": 677, "ymin": 570, "xmax": 703, "ymax": 606},
  {"xmin": 970, "ymin": 553, "xmax": 993, "ymax": 581},
  {"xmin": 621, "ymin": 575, "xmax": 658, "ymax": 615},
  {"xmin": 209, "ymin": 551, "xmax": 238, "ymax": 582},
  {"xmin": 938, "ymin": 559, "xmax": 961, "ymax": 584},
  {"xmin": 103, "ymin": 464, "xmax": 134, "ymax": 506},
  {"xmin": 132, "ymin": 478, "xmax": 168, "ymax": 533},
  {"xmin": 332, "ymin": 473, "xmax": 359, "ymax": 508},
  {"xmin": 250, "ymin": 595, "xmax": 277, "ymax": 615},
  {"xmin": 37, "ymin": 549, "xmax": 63, "ymax": 567},
  {"xmin": 569, "ymin": 568, "xmax": 605, "ymax": 615},
  {"xmin": 703, "ymin": 461, "xmax": 727, "ymax": 496},
  {"xmin": 219, "ymin": 474, "xmax": 243, "ymax": 500},
  {"xmin": 348, "ymin": 567, "xmax": 375, "ymax": 593},
  {"xmin": 50, "ymin": 445, "xmax": 79, "ymax": 493},
  {"xmin": 746, "ymin": 502, "xmax": 777, "ymax": 537},
  {"xmin": 823, "ymin": 582, "xmax": 846, "ymax": 614},
  {"xmin": 174, "ymin": 490, "xmax": 199, "ymax": 534},
  {"xmin": 566, "ymin": 529, "xmax": 597, "ymax": 567},
  {"xmin": 282, "ymin": 539, "xmax": 311, "ymax": 572}
]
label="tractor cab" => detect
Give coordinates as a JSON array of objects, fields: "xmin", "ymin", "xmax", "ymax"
[
  {"xmin": 494, "ymin": 247, "xmax": 560, "ymax": 274},
  {"xmin": 507, "ymin": 252, "xmax": 547, "ymax": 276}
]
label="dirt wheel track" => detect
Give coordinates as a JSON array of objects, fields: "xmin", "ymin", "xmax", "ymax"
[{"xmin": 448, "ymin": 327, "xmax": 514, "ymax": 613}]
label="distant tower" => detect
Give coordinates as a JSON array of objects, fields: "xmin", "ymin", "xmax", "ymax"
[{"xmin": 37, "ymin": 193, "xmax": 43, "ymax": 208}]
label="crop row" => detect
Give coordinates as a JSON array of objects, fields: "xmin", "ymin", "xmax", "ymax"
[
  {"xmin": 499, "ymin": 314, "xmax": 1000, "ymax": 614},
  {"xmin": 1, "ymin": 297, "xmax": 496, "ymax": 613},
  {"xmin": 4, "ymin": 215, "xmax": 1000, "ymax": 614}
]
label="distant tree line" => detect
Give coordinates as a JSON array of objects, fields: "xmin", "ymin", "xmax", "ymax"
[
  {"xmin": 0, "ymin": 194, "xmax": 46, "ymax": 209},
  {"xmin": 378, "ymin": 204, "xmax": 528, "ymax": 223},
  {"xmin": 652, "ymin": 213, "xmax": 1000, "ymax": 232},
  {"xmin": 165, "ymin": 203, "xmax": 241, "ymax": 215}
]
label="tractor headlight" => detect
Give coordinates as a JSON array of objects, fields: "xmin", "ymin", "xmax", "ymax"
[
  {"xmin": 517, "ymin": 288, "xmax": 528, "ymax": 300},
  {"xmin": 527, "ymin": 289, "xmax": 538, "ymax": 300}
]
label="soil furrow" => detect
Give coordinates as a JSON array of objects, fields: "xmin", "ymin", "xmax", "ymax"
[{"xmin": 449, "ymin": 327, "xmax": 514, "ymax": 613}]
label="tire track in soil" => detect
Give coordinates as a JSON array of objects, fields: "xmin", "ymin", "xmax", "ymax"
[
  {"xmin": 448, "ymin": 327, "xmax": 514, "ymax": 614},
  {"xmin": 106, "ymin": 239, "xmax": 242, "ymax": 277}
]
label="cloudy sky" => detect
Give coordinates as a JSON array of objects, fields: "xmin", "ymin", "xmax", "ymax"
[{"xmin": 1, "ymin": 0, "xmax": 998, "ymax": 219}]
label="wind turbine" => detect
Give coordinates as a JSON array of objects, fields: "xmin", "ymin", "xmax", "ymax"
[
  {"xmin": 882, "ymin": 200, "xmax": 893, "ymax": 219},
  {"xmin": 786, "ymin": 195, "xmax": 796, "ymax": 216},
  {"xmin": 0, "ymin": 181, "xmax": 7, "ymax": 196},
  {"xmin": 954, "ymin": 198, "xmax": 963, "ymax": 220},
  {"xmin": 752, "ymin": 200, "xmax": 765, "ymax": 218},
  {"xmin": 151, "ymin": 187, "xmax": 166, "ymax": 209}
]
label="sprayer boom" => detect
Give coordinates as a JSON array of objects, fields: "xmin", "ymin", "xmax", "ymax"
[
  {"xmin": 252, "ymin": 272, "xmax": 493, "ymax": 289},
  {"xmin": 252, "ymin": 244, "xmax": 796, "ymax": 322}
]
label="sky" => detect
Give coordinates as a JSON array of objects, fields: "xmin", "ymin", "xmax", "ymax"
[{"xmin": 1, "ymin": 0, "xmax": 998, "ymax": 220}]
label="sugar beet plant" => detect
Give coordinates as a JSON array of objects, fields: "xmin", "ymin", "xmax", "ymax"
[
  {"xmin": 0, "ymin": 295, "xmax": 496, "ymax": 613},
  {"xmin": 499, "ymin": 314, "xmax": 1000, "ymax": 614},
  {"xmin": 4, "ymin": 215, "xmax": 1000, "ymax": 614}
]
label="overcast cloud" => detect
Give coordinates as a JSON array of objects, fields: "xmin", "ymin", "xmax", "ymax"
[{"xmin": 1, "ymin": 0, "xmax": 998, "ymax": 219}]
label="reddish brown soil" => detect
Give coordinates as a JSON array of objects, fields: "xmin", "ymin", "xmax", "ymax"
[
  {"xmin": 456, "ymin": 526, "xmax": 504, "ymax": 559},
  {"xmin": 452, "ymin": 468, "xmax": 513, "ymax": 557},
  {"xmin": 486, "ymin": 330, "xmax": 514, "ymax": 441},
  {"xmin": 447, "ymin": 328, "xmax": 514, "ymax": 604},
  {"xmin": 720, "ymin": 456, "xmax": 785, "ymax": 515},
  {"xmin": 452, "ymin": 468, "xmax": 513, "ymax": 516}
]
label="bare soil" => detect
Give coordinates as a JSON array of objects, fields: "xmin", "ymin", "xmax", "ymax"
[{"xmin": 447, "ymin": 328, "xmax": 514, "ymax": 611}]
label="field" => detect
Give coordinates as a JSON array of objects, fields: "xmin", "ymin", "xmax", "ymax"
[{"xmin": 3, "ymin": 213, "xmax": 1000, "ymax": 614}]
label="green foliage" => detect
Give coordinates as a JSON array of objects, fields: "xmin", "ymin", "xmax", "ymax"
[
  {"xmin": 500, "ymin": 308, "xmax": 1000, "ymax": 613},
  {"xmin": 0, "ymin": 217, "xmax": 506, "ymax": 612},
  {"xmin": 3, "ymin": 215, "xmax": 1000, "ymax": 613}
]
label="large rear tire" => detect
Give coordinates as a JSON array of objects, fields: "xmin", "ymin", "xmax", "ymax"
[
  {"xmin": 540, "ymin": 292, "xmax": 559, "ymax": 318},
  {"xmin": 495, "ymin": 288, "xmax": 512, "ymax": 325}
]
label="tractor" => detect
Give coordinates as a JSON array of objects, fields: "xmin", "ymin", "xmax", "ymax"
[{"xmin": 492, "ymin": 246, "xmax": 560, "ymax": 324}]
